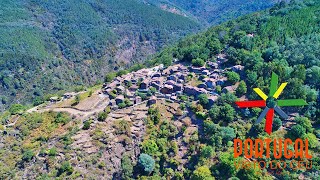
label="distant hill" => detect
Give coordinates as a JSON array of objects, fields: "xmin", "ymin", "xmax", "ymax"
[
  {"xmin": 0, "ymin": 0, "xmax": 277, "ymax": 110},
  {"xmin": 144, "ymin": 0, "xmax": 275, "ymax": 26},
  {"xmin": 0, "ymin": 0, "xmax": 200, "ymax": 110}
]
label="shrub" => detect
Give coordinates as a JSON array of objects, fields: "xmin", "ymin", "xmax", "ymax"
[
  {"xmin": 98, "ymin": 112, "xmax": 108, "ymax": 121},
  {"xmin": 192, "ymin": 166, "xmax": 214, "ymax": 180},
  {"xmin": 118, "ymin": 102, "xmax": 127, "ymax": 109},
  {"xmin": 121, "ymin": 155, "xmax": 133, "ymax": 179},
  {"xmin": 48, "ymin": 148, "xmax": 57, "ymax": 156},
  {"xmin": 198, "ymin": 94, "xmax": 209, "ymax": 106},
  {"xmin": 83, "ymin": 120, "xmax": 91, "ymax": 130},
  {"xmin": 141, "ymin": 139, "xmax": 159, "ymax": 155},
  {"xmin": 105, "ymin": 72, "xmax": 116, "ymax": 82},
  {"xmin": 9, "ymin": 104, "xmax": 26, "ymax": 115},
  {"xmin": 58, "ymin": 161, "xmax": 73, "ymax": 176},
  {"xmin": 192, "ymin": 58, "xmax": 205, "ymax": 67},
  {"xmin": 226, "ymin": 71, "xmax": 240, "ymax": 84},
  {"xmin": 22, "ymin": 149, "xmax": 34, "ymax": 162}
]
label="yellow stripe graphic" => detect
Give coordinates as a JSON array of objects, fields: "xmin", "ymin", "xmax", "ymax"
[
  {"xmin": 253, "ymin": 88, "xmax": 268, "ymax": 100},
  {"xmin": 273, "ymin": 83, "xmax": 288, "ymax": 99}
]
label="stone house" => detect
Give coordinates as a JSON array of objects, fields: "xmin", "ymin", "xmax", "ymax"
[
  {"xmin": 168, "ymin": 75, "xmax": 177, "ymax": 81},
  {"xmin": 184, "ymin": 86, "xmax": 208, "ymax": 96},
  {"xmin": 197, "ymin": 83, "xmax": 207, "ymax": 89},
  {"xmin": 115, "ymin": 86, "xmax": 125, "ymax": 93},
  {"xmin": 216, "ymin": 77, "xmax": 227, "ymax": 86},
  {"xmin": 135, "ymin": 96, "xmax": 142, "ymax": 104},
  {"xmin": 115, "ymin": 95, "xmax": 125, "ymax": 105},
  {"xmin": 140, "ymin": 79, "xmax": 149, "ymax": 89},
  {"xmin": 161, "ymin": 84, "xmax": 174, "ymax": 94},
  {"xmin": 147, "ymin": 96, "xmax": 157, "ymax": 106},
  {"xmin": 150, "ymin": 82, "xmax": 161, "ymax": 90},
  {"xmin": 208, "ymin": 96, "xmax": 219, "ymax": 107},
  {"xmin": 201, "ymin": 70, "xmax": 210, "ymax": 76}
]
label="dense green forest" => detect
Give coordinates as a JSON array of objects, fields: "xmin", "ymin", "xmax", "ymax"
[
  {"xmin": 0, "ymin": 1, "xmax": 319, "ymax": 179},
  {"xmin": 141, "ymin": 1, "xmax": 320, "ymax": 178},
  {"xmin": 145, "ymin": 0, "xmax": 275, "ymax": 25},
  {"xmin": 0, "ymin": 0, "xmax": 200, "ymax": 111}
]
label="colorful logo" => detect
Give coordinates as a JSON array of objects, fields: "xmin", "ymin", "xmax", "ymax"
[{"xmin": 235, "ymin": 72, "xmax": 307, "ymax": 134}]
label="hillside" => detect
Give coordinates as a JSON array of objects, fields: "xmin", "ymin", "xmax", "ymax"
[
  {"xmin": 144, "ymin": 0, "xmax": 275, "ymax": 25},
  {"xmin": 0, "ymin": 0, "xmax": 200, "ymax": 111},
  {"xmin": 0, "ymin": 0, "xmax": 319, "ymax": 179}
]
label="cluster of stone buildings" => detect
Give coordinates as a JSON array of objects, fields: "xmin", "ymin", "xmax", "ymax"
[{"xmin": 102, "ymin": 61, "xmax": 244, "ymax": 110}]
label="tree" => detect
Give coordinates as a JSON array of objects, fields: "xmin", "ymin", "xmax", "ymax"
[
  {"xmin": 9, "ymin": 104, "xmax": 26, "ymax": 115},
  {"xmin": 236, "ymin": 81, "xmax": 247, "ymax": 96},
  {"xmin": 121, "ymin": 155, "xmax": 133, "ymax": 179},
  {"xmin": 22, "ymin": 149, "xmax": 34, "ymax": 162},
  {"xmin": 200, "ymin": 145, "xmax": 214, "ymax": 159},
  {"xmin": 48, "ymin": 148, "xmax": 57, "ymax": 156},
  {"xmin": 219, "ymin": 127, "xmax": 236, "ymax": 144},
  {"xmin": 207, "ymin": 38, "xmax": 222, "ymax": 56},
  {"xmin": 303, "ymin": 133, "xmax": 318, "ymax": 148},
  {"xmin": 214, "ymin": 152, "xmax": 238, "ymax": 178},
  {"xmin": 295, "ymin": 116, "xmax": 313, "ymax": 133},
  {"xmin": 83, "ymin": 120, "xmax": 91, "ymax": 130},
  {"xmin": 288, "ymin": 125, "xmax": 306, "ymax": 140},
  {"xmin": 97, "ymin": 112, "xmax": 108, "ymax": 122},
  {"xmin": 192, "ymin": 58, "xmax": 205, "ymax": 67},
  {"xmin": 226, "ymin": 72, "xmax": 240, "ymax": 84},
  {"xmin": 209, "ymin": 105, "xmax": 220, "ymax": 121},
  {"xmin": 74, "ymin": 95, "xmax": 81, "ymax": 105},
  {"xmin": 220, "ymin": 104, "xmax": 235, "ymax": 122},
  {"xmin": 58, "ymin": 161, "xmax": 73, "ymax": 176},
  {"xmin": 273, "ymin": 117, "xmax": 282, "ymax": 131},
  {"xmin": 138, "ymin": 153, "xmax": 155, "ymax": 174},
  {"xmin": 192, "ymin": 166, "xmax": 214, "ymax": 180},
  {"xmin": 198, "ymin": 94, "xmax": 209, "ymax": 106},
  {"xmin": 141, "ymin": 139, "xmax": 159, "ymax": 155},
  {"xmin": 236, "ymin": 165, "xmax": 262, "ymax": 180}
]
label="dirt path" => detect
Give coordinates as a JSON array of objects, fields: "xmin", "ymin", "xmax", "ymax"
[
  {"xmin": 26, "ymin": 90, "xmax": 110, "ymax": 120},
  {"xmin": 38, "ymin": 98, "xmax": 110, "ymax": 119}
]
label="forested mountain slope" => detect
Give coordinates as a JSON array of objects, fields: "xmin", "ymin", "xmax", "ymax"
[
  {"xmin": 0, "ymin": 1, "xmax": 319, "ymax": 179},
  {"xmin": 0, "ymin": 0, "xmax": 200, "ymax": 110},
  {"xmin": 144, "ymin": 0, "xmax": 275, "ymax": 25}
]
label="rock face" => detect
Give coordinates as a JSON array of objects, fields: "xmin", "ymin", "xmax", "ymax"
[{"xmin": 68, "ymin": 103, "xmax": 148, "ymax": 179}]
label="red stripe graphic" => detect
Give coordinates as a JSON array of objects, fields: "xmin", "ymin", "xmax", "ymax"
[
  {"xmin": 235, "ymin": 100, "xmax": 266, "ymax": 108},
  {"xmin": 265, "ymin": 108, "xmax": 274, "ymax": 135}
]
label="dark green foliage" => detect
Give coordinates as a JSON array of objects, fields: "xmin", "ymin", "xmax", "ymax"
[
  {"xmin": 121, "ymin": 155, "xmax": 133, "ymax": 179},
  {"xmin": 219, "ymin": 127, "xmax": 236, "ymax": 143},
  {"xmin": 57, "ymin": 161, "xmax": 73, "ymax": 176},
  {"xmin": 288, "ymin": 125, "xmax": 306, "ymax": 140},
  {"xmin": 198, "ymin": 94, "xmax": 209, "ymax": 106},
  {"xmin": 0, "ymin": 0, "xmax": 200, "ymax": 110},
  {"xmin": 54, "ymin": 112, "xmax": 71, "ymax": 125},
  {"xmin": 141, "ymin": 140, "xmax": 159, "ymax": 155},
  {"xmin": 9, "ymin": 104, "xmax": 26, "ymax": 115},
  {"xmin": 273, "ymin": 117, "xmax": 282, "ymax": 131},
  {"xmin": 83, "ymin": 120, "xmax": 91, "ymax": 130},
  {"xmin": 192, "ymin": 58, "xmax": 205, "ymax": 67},
  {"xmin": 191, "ymin": 165, "xmax": 213, "ymax": 180},
  {"xmin": 236, "ymin": 81, "xmax": 247, "ymax": 96},
  {"xmin": 97, "ymin": 112, "xmax": 108, "ymax": 122},
  {"xmin": 22, "ymin": 149, "xmax": 34, "ymax": 162},
  {"xmin": 138, "ymin": 153, "xmax": 155, "ymax": 174},
  {"xmin": 226, "ymin": 71, "xmax": 240, "ymax": 84},
  {"xmin": 105, "ymin": 73, "xmax": 117, "ymax": 83},
  {"xmin": 48, "ymin": 148, "xmax": 57, "ymax": 156},
  {"xmin": 200, "ymin": 145, "xmax": 214, "ymax": 159}
]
